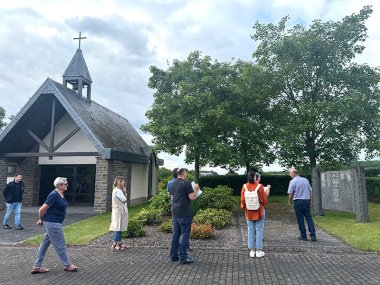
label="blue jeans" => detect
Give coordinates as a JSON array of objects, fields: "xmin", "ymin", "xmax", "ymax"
[
  {"xmin": 113, "ymin": 231, "xmax": 122, "ymax": 243},
  {"xmin": 33, "ymin": 221, "xmax": 71, "ymax": 267},
  {"xmin": 293, "ymin": 199, "xmax": 316, "ymax": 239},
  {"xmin": 3, "ymin": 202, "xmax": 22, "ymax": 225},
  {"xmin": 170, "ymin": 216, "xmax": 192, "ymax": 261},
  {"xmin": 246, "ymin": 218, "xmax": 264, "ymax": 250}
]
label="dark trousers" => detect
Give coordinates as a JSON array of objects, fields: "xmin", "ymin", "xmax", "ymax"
[
  {"xmin": 170, "ymin": 216, "xmax": 192, "ymax": 261},
  {"xmin": 294, "ymin": 199, "xmax": 316, "ymax": 239}
]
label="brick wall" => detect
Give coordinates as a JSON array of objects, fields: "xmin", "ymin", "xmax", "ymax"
[
  {"xmin": 94, "ymin": 158, "xmax": 111, "ymax": 213},
  {"xmin": 18, "ymin": 155, "xmax": 40, "ymax": 206},
  {"xmin": 94, "ymin": 158, "xmax": 132, "ymax": 213},
  {"xmin": 110, "ymin": 160, "xmax": 132, "ymax": 203},
  {"xmin": 0, "ymin": 158, "xmax": 8, "ymax": 210}
]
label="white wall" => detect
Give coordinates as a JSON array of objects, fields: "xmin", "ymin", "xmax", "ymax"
[
  {"xmin": 39, "ymin": 113, "xmax": 97, "ymax": 165},
  {"xmin": 130, "ymin": 163, "xmax": 148, "ymax": 200}
]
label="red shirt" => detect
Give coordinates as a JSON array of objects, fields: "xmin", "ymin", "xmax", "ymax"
[{"xmin": 240, "ymin": 182, "xmax": 268, "ymax": 221}]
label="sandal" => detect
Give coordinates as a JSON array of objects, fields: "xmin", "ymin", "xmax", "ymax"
[
  {"xmin": 111, "ymin": 243, "xmax": 127, "ymax": 251},
  {"xmin": 64, "ymin": 264, "xmax": 78, "ymax": 272},
  {"xmin": 31, "ymin": 267, "xmax": 50, "ymax": 274}
]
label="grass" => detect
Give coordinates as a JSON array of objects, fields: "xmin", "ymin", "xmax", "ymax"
[
  {"xmin": 314, "ymin": 203, "xmax": 380, "ymax": 251},
  {"xmin": 23, "ymin": 202, "xmax": 149, "ymax": 246},
  {"xmin": 268, "ymin": 195, "xmax": 380, "ymax": 251}
]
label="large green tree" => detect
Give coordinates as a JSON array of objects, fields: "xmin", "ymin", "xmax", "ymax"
[
  {"xmin": 214, "ymin": 60, "xmax": 276, "ymax": 173},
  {"xmin": 252, "ymin": 6, "xmax": 380, "ymax": 172},
  {"xmin": 141, "ymin": 51, "xmax": 234, "ymax": 181}
]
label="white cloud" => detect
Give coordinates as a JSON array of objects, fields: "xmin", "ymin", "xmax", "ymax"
[{"xmin": 1, "ymin": 0, "xmax": 380, "ymax": 172}]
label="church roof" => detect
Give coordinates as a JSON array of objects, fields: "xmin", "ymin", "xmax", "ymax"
[
  {"xmin": 62, "ymin": 49, "xmax": 92, "ymax": 83},
  {"xmin": 0, "ymin": 78, "xmax": 151, "ymax": 163}
]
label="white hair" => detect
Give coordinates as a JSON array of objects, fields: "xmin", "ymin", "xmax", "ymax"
[
  {"xmin": 289, "ymin": 166, "xmax": 298, "ymax": 174},
  {"xmin": 54, "ymin": 177, "xmax": 67, "ymax": 187}
]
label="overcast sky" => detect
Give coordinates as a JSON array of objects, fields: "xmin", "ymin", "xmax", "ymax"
[{"xmin": 1, "ymin": 0, "xmax": 379, "ymax": 173}]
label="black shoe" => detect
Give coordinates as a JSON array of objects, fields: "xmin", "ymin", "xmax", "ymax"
[
  {"xmin": 180, "ymin": 257, "xmax": 194, "ymax": 264},
  {"xmin": 3, "ymin": 224, "xmax": 12, "ymax": 229},
  {"xmin": 170, "ymin": 257, "xmax": 179, "ymax": 262},
  {"xmin": 15, "ymin": 225, "xmax": 24, "ymax": 230},
  {"xmin": 298, "ymin": 236, "xmax": 307, "ymax": 241},
  {"xmin": 311, "ymin": 237, "xmax": 317, "ymax": 242}
]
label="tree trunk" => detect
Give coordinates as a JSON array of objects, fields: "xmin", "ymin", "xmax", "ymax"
[
  {"xmin": 194, "ymin": 155, "xmax": 200, "ymax": 183},
  {"xmin": 245, "ymin": 162, "xmax": 250, "ymax": 174}
]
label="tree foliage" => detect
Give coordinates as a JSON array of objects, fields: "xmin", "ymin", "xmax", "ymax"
[
  {"xmin": 219, "ymin": 60, "xmax": 276, "ymax": 172},
  {"xmin": 142, "ymin": 51, "xmax": 235, "ymax": 181},
  {"xmin": 251, "ymin": 5, "xmax": 380, "ymax": 172}
]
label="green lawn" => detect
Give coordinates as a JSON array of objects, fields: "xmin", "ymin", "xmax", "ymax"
[
  {"xmin": 269, "ymin": 195, "xmax": 380, "ymax": 251},
  {"xmin": 23, "ymin": 202, "xmax": 149, "ymax": 246},
  {"xmin": 314, "ymin": 203, "xmax": 380, "ymax": 251}
]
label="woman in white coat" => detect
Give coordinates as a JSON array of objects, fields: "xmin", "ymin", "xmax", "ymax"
[{"xmin": 109, "ymin": 176, "xmax": 129, "ymax": 251}]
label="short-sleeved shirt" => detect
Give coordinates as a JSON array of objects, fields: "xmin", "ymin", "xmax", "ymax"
[
  {"xmin": 167, "ymin": 178, "xmax": 176, "ymax": 194},
  {"xmin": 171, "ymin": 178, "xmax": 194, "ymax": 218},
  {"xmin": 287, "ymin": 176, "xmax": 312, "ymax": 200},
  {"xmin": 43, "ymin": 190, "xmax": 68, "ymax": 223}
]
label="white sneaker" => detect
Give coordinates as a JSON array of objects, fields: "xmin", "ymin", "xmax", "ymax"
[
  {"xmin": 256, "ymin": 250, "xmax": 265, "ymax": 258},
  {"xmin": 249, "ymin": 250, "xmax": 255, "ymax": 258}
]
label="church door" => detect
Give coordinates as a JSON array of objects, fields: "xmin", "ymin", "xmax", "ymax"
[{"xmin": 39, "ymin": 165, "xmax": 95, "ymax": 205}]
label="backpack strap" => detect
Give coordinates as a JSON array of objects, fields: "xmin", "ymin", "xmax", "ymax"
[{"xmin": 244, "ymin": 183, "xmax": 261, "ymax": 191}]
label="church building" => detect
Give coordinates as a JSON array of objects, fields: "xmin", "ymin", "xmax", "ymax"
[{"xmin": 0, "ymin": 36, "xmax": 162, "ymax": 212}]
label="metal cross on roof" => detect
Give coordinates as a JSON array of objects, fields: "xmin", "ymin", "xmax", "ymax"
[{"xmin": 73, "ymin": 32, "xmax": 87, "ymax": 49}]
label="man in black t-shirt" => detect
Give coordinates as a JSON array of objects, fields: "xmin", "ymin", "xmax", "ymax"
[{"xmin": 170, "ymin": 168, "xmax": 199, "ymax": 264}]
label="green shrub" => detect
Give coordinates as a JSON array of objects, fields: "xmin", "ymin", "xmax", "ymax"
[
  {"xmin": 149, "ymin": 189, "xmax": 171, "ymax": 215},
  {"xmin": 365, "ymin": 168, "xmax": 380, "ymax": 177},
  {"xmin": 197, "ymin": 185, "xmax": 235, "ymax": 211},
  {"xmin": 190, "ymin": 223, "xmax": 215, "ymax": 239},
  {"xmin": 366, "ymin": 177, "xmax": 380, "ymax": 203},
  {"xmin": 123, "ymin": 218, "xmax": 146, "ymax": 238},
  {"xmin": 134, "ymin": 208, "xmax": 163, "ymax": 225},
  {"xmin": 193, "ymin": 208, "xmax": 232, "ymax": 229},
  {"xmin": 159, "ymin": 219, "xmax": 172, "ymax": 233},
  {"xmin": 199, "ymin": 174, "xmax": 291, "ymax": 195}
]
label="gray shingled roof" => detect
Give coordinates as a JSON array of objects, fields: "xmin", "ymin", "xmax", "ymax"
[
  {"xmin": 63, "ymin": 49, "xmax": 92, "ymax": 83},
  {"xmin": 0, "ymin": 78, "xmax": 151, "ymax": 164}
]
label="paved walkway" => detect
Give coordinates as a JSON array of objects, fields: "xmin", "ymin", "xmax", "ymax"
[{"xmin": 0, "ymin": 207, "xmax": 379, "ymax": 285}]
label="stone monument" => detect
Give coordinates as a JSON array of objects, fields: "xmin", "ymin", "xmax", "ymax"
[{"xmin": 312, "ymin": 166, "xmax": 368, "ymax": 223}]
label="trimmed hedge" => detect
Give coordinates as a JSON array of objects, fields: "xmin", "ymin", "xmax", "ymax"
[
  {"xmin": 199, "ymin": 174, "xmax": 380, "ymax": 202},
  {"xmin": 366, "ymin": 177, "xmax": 380, "ymax": 203},
  {"xmin": 365, "ymin": 168, "xmax": 380, "ymax": 177},
  {"xmin": 199, "ymin": 174, "xmax": 291, "ymax": 196}
]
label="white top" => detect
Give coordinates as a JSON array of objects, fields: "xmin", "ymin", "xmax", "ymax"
[{"xmin": 115, "ymin": 188, "xmax": 127, "ymax": 202}]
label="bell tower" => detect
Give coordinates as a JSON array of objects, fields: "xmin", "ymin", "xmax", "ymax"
[{"xmin": 62, "ymin": 32, "xmax": 92, "ymax": 100}]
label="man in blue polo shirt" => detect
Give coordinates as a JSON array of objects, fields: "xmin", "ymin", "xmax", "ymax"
[
  {"xmin": 288, "ymin": 167, "xmax": 317, "ymax": 242},
  {"xmin": 167, "ymin": 168, "xmax": 178, "ymax": 207}
]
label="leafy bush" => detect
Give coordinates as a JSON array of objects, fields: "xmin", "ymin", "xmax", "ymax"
[
  {"xmin": 159, "ymin": 219, "xmax": 172, "ymax": 233},
  {"xmin": 149, "ymin": 189, "xmax": 171, "ymax": 215},
  {"xmin": 197, "ymin": 185, "xmax": 235, "ymax": 211},
  {"xmin": 365, "ymin": 168, "xmax": 380, "ymax": 177},
  {"xmin": 123, "ymin": 218, "xmax": 146, "ymax": 238},
  {"xmin": 193, "ymin": 208, "xmax": 232, "ymax": 229},
  {"xmin": 199, "ymin": 174, "xmax": 291, "ymax": 196},
  {"xmin": 190, "ymin": 223, "xmax": 215, "ymax": 239},
  {"xmin": 134, "ymin": 208, "xmax": 163, "ymax": 225},
  {"xmin": 366, "ymin": 177, "xmax": 380, "ymax": 203}
]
